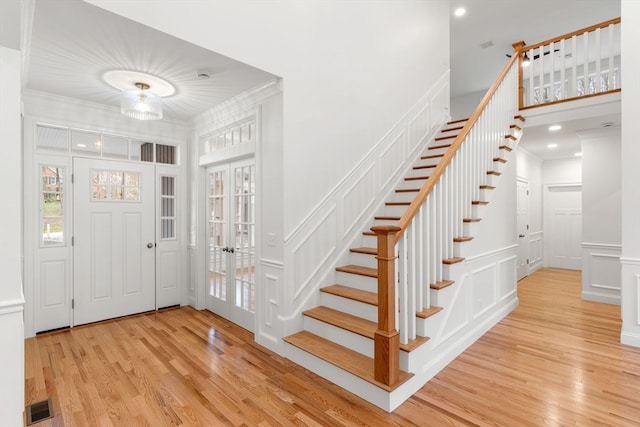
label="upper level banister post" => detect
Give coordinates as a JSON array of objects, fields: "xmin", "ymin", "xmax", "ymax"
[
  {"xmin": 371, "ymin": 225, "xmax": 400, "ymax": 386},
  {"xmin": 512, "ymin": 40, "xmax": 526, "ymax": 110}
]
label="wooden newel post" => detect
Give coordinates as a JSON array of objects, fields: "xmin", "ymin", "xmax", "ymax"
[
  {"xmin": 512, "ymin": 40, "xmax": 526, "ymax": 110},
  {"xmin": 371, "ymin": 225, "xmax": 401, "ymax": 386}
]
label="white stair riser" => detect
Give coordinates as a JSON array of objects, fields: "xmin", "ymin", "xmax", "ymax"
[
  {"xmin": 360, "ymin": 234, "xmax": 378, "ymax": 248},
  {"xmin": 349, "ymin": 252, "xmax": 378, "ymax": 269},
  {"xmin": 416, "ymin": 312, "xmax": 442, "ymax": 338},
  {"xmin": 382, "ymin": 204, "xmax": 409, "ymax": 217},
  {"xmin": 430, "ymin": 283, "xmax": 456, "ymax": 307},
  {"xmin": 320, "ymin": 292, "xmax": 378, "ymax": 322},
  {"xmin": 454, "ymin": 241, "xmax": 472, "ymax": 259},
  {"xmin": 303, "ymin": 315, "xmax": 373, "ymax": 357},
  {"xmin": 336, "ymin": 271, "xmax": 377, "ymax": 292}
]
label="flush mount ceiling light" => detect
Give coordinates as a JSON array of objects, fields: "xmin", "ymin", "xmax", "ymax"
[
  {"xmin": 547, "ymin": 143, "xmax": 558, "ymax": 149},
  {"xmin": 121, "ymin": 82, "xmax": 162, "ymax": 120},
  {"xmin": 103, "ymin": 70, "xmax": 175, "ymax": 121},
  {"xmin": 454, "ymin": 7, "xmax": 466, "ymax": 17}
]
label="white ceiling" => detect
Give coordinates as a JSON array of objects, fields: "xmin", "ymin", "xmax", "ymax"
[
  {"xmin": 25, "ymin": 0, "xmax": 278, "ymax": 121},
  {"xmin": 23, "ymin": 0, "xmax": 621, "ymax": 158},
  {"xmin": 450, "ymin": 0, "xmax": 621, "ymax": 160}
]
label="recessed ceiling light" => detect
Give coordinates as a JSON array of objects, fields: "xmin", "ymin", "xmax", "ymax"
[
  {"xmin": 548, "ymin": 125, "xmax": 562, "ymax": 131},
  {"xmin": 575, "ymin": 152, "xmax": 583, "ymax": 157},
  {"xmin": 77, "ymin": 143, "xmax": 87, "ymax": 148},
  {"xmin": 547, "ymin": 143, "xmax": 558, "ymax": 149},
  {"xmin": 454, "ymin": 7, "xmax": 466, "ymax": 17}
]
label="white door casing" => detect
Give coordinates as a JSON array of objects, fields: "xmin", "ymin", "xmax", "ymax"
[
  {"xmin": 73, "ymin": 158, "xmax": 156, "ymax": 325},
  {"xmin": 545, "ymin": 184, "xmax": 582, "ymax": 270},
  {"xmin": 206, "ymin": 158, "xmax": 256, "ymax": 331},
  {"xmin": 517, "ymin": 179, "xmax": 530, "ymax": 280}
]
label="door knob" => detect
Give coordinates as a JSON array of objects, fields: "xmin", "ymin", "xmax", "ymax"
[
  {"xmin": 221, "ymin": 246, "xmax": 235, "ymax": 254},
  {"xmin": 518, "ymin": 234, "xmax": 525, "ymax": 238},
  {"xmin": 147, "ymin": 242, "xmax": 154, "ymax": 248}
]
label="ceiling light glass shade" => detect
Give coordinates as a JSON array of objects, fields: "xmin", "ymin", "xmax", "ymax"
[
  {"xmin": 522, "ymin": 53, "xmax": 531, "ymax": 67},
  {"xmin": 121, "ymin": 83, "xmax": 162, "ymax": 120}
]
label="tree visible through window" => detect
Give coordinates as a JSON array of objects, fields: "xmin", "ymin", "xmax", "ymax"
[{"xmin": 42, "ymin": 166, "xmax": 64, "ymax": 245}]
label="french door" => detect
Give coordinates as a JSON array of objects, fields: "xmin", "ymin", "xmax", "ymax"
[{"xmin": 206, "ymin": 158, "xmax": 256, "ymax": 331}]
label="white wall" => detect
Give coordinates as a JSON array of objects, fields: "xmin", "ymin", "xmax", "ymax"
[
  {"xmin": 85, "ymin": 0, "xmax": 450, "ymax": 239},
  {"xmin": 0, "ymin": 44, "xmax": 25, "ymax": 427},
  {"xmin": 581, "ymin": 127, "xmax": 621, "ymax": 244},
  {"xmin": 451, "ymin": 89, "xmax": 486, "ymax": 120},
  {"xmin": 620, "ymin": 0, "xmax": 640, "ymax": 347},
  {"xmin": 542, "ymin": 157, "xmax": 582, "ymax": 184}
]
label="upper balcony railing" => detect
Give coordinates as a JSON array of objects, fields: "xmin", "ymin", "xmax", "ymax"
[{"xmin": 515, "ymin": 17, "xmax": 621, "ymax": 110}]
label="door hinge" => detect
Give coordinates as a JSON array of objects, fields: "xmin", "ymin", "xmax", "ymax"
[
  {"xmin": 71, "ymin": 299, "xmax": 74, "ymax": 309},
  {"xmin": 526, "ymin": 224, "xmax": 529, "ymax": 230},
  {"xmin": 527, "ymin": 190, "xmax": 529, "ymax": 195},
  {"xmin": 71, "ymin": 173, "xmax": 74, "ymax": 184},
  {"xmin": 72, "ymin": 236, "xmax": 74, "ymax": 246},
  {"xmin": 527, "ymin": 259, "xmax": 530, "ymax": 264}
]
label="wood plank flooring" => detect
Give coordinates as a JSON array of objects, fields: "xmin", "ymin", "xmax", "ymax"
[{"xmin": 25, "ymin": 268, "xmax": 640, "ymax": 426}]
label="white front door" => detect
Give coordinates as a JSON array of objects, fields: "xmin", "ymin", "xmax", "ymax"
[
  {"xmin": 73, "ymin": 158, "xmax": 156, "ymax": 325},
  {"xmin": 516, "ymin": 179, "xmax": 530, "ymax": 280},
  {"xmin": 545, "ymin": 185, "xmax": 582, "ymax": 270},
  {"xmin": 206, "ymin": 159, "xmax": 256, "ymax": 331}
]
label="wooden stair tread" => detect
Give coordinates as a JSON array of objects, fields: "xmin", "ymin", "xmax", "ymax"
[
  {"xmin": 463, "ymin": 218, "xmax": 482, "ymax": 223},
  {"xmin": 480, "ymin": 185, "xmax": 495, "ymax": 190},
  {"xmin": 375, "ymin": 215, "xmax": 401, "ymax": 221},
  {"xmin": 487, "ymin": 170, "xmax": 502, "ymax": 176},
  {"xmin": 505, "ymin": 134, "xmax": 517, "ymax": 141},
  {"xmin": 303, "ymin": 306, "xmax": 376, "ymax": 339},
  {"xmin": 283, "ymin": 331, "xmax": 413, "ymax": 392},
  {"xmin": 416, "ymin": 306, "xmax": 444, "ymax": 319},
  {"xmin": 421, "ymin": 153, "xmax": 445, "ymax": 160},
  {"xmin": 441, "ymin": 125, "xmax": 464, "ymax": 133},
  {"xmin": 350, "ymin": 247, "xmax": 377, "ymax": 255},
  {"xmin": 429, "ymin": 143, "xmax": 452, "ymax": 150},
  {"xmin": 405, "ymin": 175, "xmax": 430, "ymax": 181},
  {"xmin": 385, "ymin": 201, "xmax": 410, "ymax": 206},
  {"xmin": 443, "ymin": 257, "xmax": 464, "ymax": 265},
  {"xmin": 431, "ymin": 280, "xmax": 455, "ymax": 290},
  {"xmin": 362, "ymin": 230, "xmax": 376, "ymax": 236},
  {"xmin": 413, "ymin": 164, "xmax": 437, "ymax": 170},
  {"xmin": 472, "ymin": 200, "xmax": 489, "ymax": 205},
  {"xmin": 435, "ymin": 134, "xmax": 457, "ymax": 141},
  {"xmin": 447, "ymin": 118, "xmax": 469, "ymax": 125},
  {"xmin": 336, "ymin": 264, "xmax": 377, "ymax": 278},
  {"xmin": 395, "ymin": 188, "xmax": 420, "ymax": 193},
  {"xmin": 510, "ymin": 124, "xmax": 522, "ymax": 131},
  {"xmin": 321, "ymin": 285, "xmax": 378, "ymax": 306},
  {"xmin": 302, "ymin": 308, "xmax": 430, "ymax": 354},
  {"xmin": 514, "ymin": 114, "xmax": 526, "ymax": 122},
  {"xmin": 453, "ymin": 236, "xmax": 474, "ymax": 242},
  {"xmin": 493, "ymin": 157, "xmax": 507, "ymax": 163},
  {"xmin": 499, "ymin": 145, "xmax": 513, "ymax": 152}
]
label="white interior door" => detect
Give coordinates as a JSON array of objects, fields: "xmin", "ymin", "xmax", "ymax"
[
  {"xmin": 545, "ymin": 185, "xmax": 582, "ymax": 270},
  {"xmin": 73, "ymin": 158, "xmax": 156, "ymax": 325},
  {"xmin": 517, "ymin": 179, "xmax": 530, "ymax": 280},
  {"xmin": 206, "ymin": 158, "xmax": 256, "ymax": 331}
]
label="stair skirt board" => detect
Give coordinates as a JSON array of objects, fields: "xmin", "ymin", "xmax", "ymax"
[{"xmin": 285, "ymin": 295, "xmax": 519, "ymax": 413}]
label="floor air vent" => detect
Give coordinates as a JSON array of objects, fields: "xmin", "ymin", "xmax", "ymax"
[{"xmin": 26, "ymin": 399, "xmax": 53, "ymax": 425}]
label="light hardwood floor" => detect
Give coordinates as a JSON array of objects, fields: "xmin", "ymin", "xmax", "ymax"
[{"xmin": 25, "ymin": 268, "xmax": 640, "ymax": 426}]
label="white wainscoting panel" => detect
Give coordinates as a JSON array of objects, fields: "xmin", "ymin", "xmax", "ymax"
[
  {"xmin": 342, "ymin": 164, "xmax": 376, "ymax": 238},
  {"xmin": 281, "ymin": 73, "xmax": 450, "ymax": 332},
  {"xmin": 257, "ymin": 259, "xmax": 284, "ymax": 353},
  {"xmin": 582, "ymin": 243, "xmax": 621, "ymax": 305},
  {"xmin": 471, "ymin": 264, "xmax": 497, "ymax": 318},
  {"xmin": 529, "ymin": 231, "xmax": 543, "ymax": 272}
]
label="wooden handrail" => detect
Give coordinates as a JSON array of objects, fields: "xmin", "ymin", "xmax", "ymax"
[
  {"xmin": 371, "ymin": 225, "xmax": 400, "ymax": 386},
  {"xmin": 394, "ymin": 53, "xmax": 520, "ymax": 243},
  {"xmin": 523, "ymin": 17, "xmax": 620, "ymax": 53}
]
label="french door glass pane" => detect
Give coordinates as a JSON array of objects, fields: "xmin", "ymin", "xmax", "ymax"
[{"xmin": 208, "ymin": 171, "xmax": 226, "ymax": 300}]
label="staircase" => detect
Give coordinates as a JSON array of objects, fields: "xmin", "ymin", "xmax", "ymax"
[
  {"xmin": 284, "ymin": 114, "xmax": 524, "ymax": 402},
  {"xmin": 284, "ymin": 56, "xmax": 523, "ymax": 411}
]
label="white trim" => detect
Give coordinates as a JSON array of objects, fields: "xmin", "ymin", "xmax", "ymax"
[
  {"xmin": 620, "ymin": 257, "xmax": 640, "ymax": 266},
  {"xmin": 621, "ymin": 332, "xmax": 640, "ymax": 347},
  {"xmin": 591, "ymin": 283, "xmax": 621, "ymax": 291},
  {"xmin": 465, "ymin": 244, "xmax": 518, "ymax": 263},
  {"xmin": 0, "ymin": 298, "xmax": 26, "ymax": 316},
  {"xmin": 260, "ymin": 258, "xmax": 285, "ymax": 268},
  {"xmin": 582, "ymin": 242, "xmax": 622, "ymax": 249}
]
